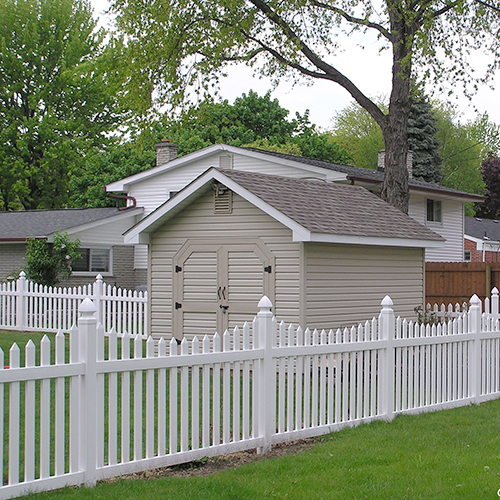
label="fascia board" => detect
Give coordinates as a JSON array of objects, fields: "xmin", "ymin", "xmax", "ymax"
[
  {"xmin": 301, "ymin": 232, "xmax": 445, "ymax": 248},
  {"xmin": 49, "ymin": 208, "xmax": 143, "ymax": 241},
  {"xmin": 105, "ymin": 144, "xmax": 228, "ymax": 192}
]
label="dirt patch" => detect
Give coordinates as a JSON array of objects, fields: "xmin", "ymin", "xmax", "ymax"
[{"xmin": 103, "ymin": 437, "xmax": 322, "ymax": 482}]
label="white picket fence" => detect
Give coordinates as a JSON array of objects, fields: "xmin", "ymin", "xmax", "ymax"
[
  {"xmin": 0, "ymin": 293, "xmax": 499, "ymax": 499},
  {"xmin": 0, "ymin": 272, "xmax": 148, "ymax": 336}
]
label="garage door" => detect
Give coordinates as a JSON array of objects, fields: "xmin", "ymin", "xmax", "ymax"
[{"xmin": 173, "ymin": 240, "xmax": 275, "ymax": 338}]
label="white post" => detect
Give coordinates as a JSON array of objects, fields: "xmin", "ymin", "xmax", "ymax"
[
  {"xmin": 468, "ymin": 294, "xmax": 482, "ymax": 404},
  {"xmin": 379, "ymin": 295, "xmax": 396, "ymax": 421},
  {"xmin": 93, "ymin": 275, "xmax": 103, "ymax": 327},
  {"xmin": 491, "ymin": 287, "xmax": 499, "ymax": 319},
  {"xmin": 255, "ymin": 296, "xmax": 276, "ymax": 454},
  {"xmin": 16, "ymin": 271, "xmax": 27, "ymax": 331},
  {"xmin": 78, "ymin": 298, "xmax": 98, "ymax": 485}
]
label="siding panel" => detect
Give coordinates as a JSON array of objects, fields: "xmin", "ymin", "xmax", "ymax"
[{"xmin": 305, "ymin": 243, "xmax": 424, "ymax": 329}]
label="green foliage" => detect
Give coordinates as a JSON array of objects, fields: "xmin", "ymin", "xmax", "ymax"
[
  {"xmin": 408, "ymin": 99, "xmax": 443, "ymax": 183},
  {"xmin": 332, "ymin": 100, "xmax": 386, "ymax": 170},
  {"xmin": 0, "ymin": 0, "xmax": 131, "ymax": 211},
  {"xmin": 23, "ymin": 232, "xmax": 81, "ymax": 286},
  {"xmin": 159, "ymin": 91, "xmax": 351, "ymax": 163}
]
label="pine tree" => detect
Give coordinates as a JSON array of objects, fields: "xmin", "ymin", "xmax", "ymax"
[{"xmin": 408, "ymin": 99, "xmax": 443, "ymax": 183}]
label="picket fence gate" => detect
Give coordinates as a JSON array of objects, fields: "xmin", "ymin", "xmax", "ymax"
[
  {"xmin": 0, "ymin": 273, "xmax": 148, "ymax": 336},
  {"xmin": 1, "ymin": 293, "xmax": 500, "ymax": 499}
]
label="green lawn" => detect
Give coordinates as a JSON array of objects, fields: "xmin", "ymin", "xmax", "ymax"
[{"xmin": 17, "ymin": 399, "xmax": 500, "ymax": 500}]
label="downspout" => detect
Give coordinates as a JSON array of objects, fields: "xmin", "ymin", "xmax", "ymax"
[{"xmin": 103, "ymin": 187, "xmax": 137, "ymax": 210}]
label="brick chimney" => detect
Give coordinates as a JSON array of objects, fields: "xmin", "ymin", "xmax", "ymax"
[
  {"xmin": 377, "ymin": 150, "xmax": 413, "ymax": 178},
  {"xmin": 156, "ymin": 139, "xmax": 178, "ymax": 166}
]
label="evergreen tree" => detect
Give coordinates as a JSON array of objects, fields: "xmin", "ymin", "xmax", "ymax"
[{"xmin": 408, "ymin": 99, "xmax": 443, "ymax": 184}]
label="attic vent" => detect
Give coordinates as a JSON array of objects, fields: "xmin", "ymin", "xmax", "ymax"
[
  {"xmin": 213, "ymin": 183, "xmax": 233, "ymax": 214},
  {"xmin": 219, "ymin": 154, "xmax": 233, "ymax": 169}
]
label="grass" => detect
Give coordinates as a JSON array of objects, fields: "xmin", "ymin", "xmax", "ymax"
[{"xmin": 17, "ymin": 398, "xmax": 500, "ymax": 500}]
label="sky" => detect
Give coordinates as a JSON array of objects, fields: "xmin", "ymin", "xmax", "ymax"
[{"xmin": 91, "ymin": 0, "xmax": 500, "ymax": 130}]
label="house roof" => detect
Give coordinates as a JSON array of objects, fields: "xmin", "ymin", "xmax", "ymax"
[
  {"xmin": 465, "ymin": 217, "xmax": 500, "ymax": 243},
  {"xmin": 0, "ymin": 207, "xmax": 143, "ymax": 241},
  {"xmin": 106, "ymin": 143, "xmax": 483, "ymax": 202},
  {"xmin": 125, "ymin": 167, "xmax": 444, "ymax": 249}
]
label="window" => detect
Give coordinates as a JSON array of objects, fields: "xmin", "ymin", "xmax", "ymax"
[
  {"xmin": 464, "ymin": 250, "xmax": 472, "ymax": 262},
  {"xmin": 73, "ymin": 248, "xmax": 111, "ymax": 273},
  {"xmin": 426, "ymin": 199, "xmax": 442, "ymax": 223}
]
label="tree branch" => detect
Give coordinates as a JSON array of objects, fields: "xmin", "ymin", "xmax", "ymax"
[
  {"xmin": 475, "ymin": 0, "xmax": 500, "ymax": 13},
  {"xmin": 308, "ymin": 0, "xmax": 392, "ymax": 41}
]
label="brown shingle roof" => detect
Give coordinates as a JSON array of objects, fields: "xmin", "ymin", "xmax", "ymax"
[{"xmin": 219, "ymin": 168, "xmax": 443, "ymax": 242}]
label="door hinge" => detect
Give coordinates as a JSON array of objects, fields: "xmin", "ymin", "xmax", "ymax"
[
  {"xmin": 264, "ymin": 265, "xmax": 272, "ymax": 273},
  {"xmin": 175, "ymin": 302, "xmax": 182, "ymax": 309},
  {"xmin": 175, "ymin": 265, "xmax": 182, "ymax": 272}
]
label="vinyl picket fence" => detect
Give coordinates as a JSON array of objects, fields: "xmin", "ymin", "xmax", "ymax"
[
  {"xmin": 0, "ymin": 293, "xmax": 500, "ymax": 499},
  {"xmin": 0, "ymin": 273, "xmax": 148, "ymax": 336}
]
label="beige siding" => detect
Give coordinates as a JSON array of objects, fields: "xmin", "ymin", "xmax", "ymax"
[
  {"xmin": 304, "ymin": 243, "xmax": 424, "ymax": 329},
  {"xmin": 149, "ymin": 191, "xmax": 301, "ymax": 338},
  {"xmin": 409, "ymin": 194, "xmax": 464, "ymax": 262}
]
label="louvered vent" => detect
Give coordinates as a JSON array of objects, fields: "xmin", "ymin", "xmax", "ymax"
[{"xmin": 214, "ymin": 184, "xmax": 233, "ymax": 214}]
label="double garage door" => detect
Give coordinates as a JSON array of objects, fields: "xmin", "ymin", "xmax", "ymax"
[{"xmin": 173, "ymin": 240, "xmax": 275, "ymax": 338}]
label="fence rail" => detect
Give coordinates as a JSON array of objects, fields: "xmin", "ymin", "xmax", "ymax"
[
  {"xmin": 0, "ymin": 273, "xmax": 148, "ymax": 336},
  {"xmin": 0, "ymin": 292, "xmax": 499, "ymax": 499}
]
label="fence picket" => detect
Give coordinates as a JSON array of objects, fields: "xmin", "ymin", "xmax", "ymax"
[{"xmin": 3, "ymin": 291, "xmax": 500, "ymax": 499}]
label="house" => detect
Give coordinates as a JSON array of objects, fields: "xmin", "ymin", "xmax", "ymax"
[
  {"xmin": 124, "ymin": 167, "xmax": 444, "ymax": 338},
  {"xmin": 0, "ymin": 207, "xmax": 143, "ymax": 287},
  {"xmin": 106, "ymin": 142, "xmax": 483, "ymax": 278},
  {"xmin": 464, "ymin": 217, "xmax": 500, "ymax": 262}
]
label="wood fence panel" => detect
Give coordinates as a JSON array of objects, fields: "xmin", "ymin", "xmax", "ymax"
[{"xmin": 425, "ymin": 262, "xmax": 500, "ymax": 305}]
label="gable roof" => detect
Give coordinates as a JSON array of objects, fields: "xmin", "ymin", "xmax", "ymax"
[
  {"xmin": 106, "ymin": 143, "xmax": 483, "ymax": 202},
  {"xmin": 0, "ymin": 207, "xmax": 143, "ymax": 241},
  {"xmin": 465, "ymin": 217, "xmax": 500, "ymax": 243},
  {"xmin": 125, "ymin": 167, "xmax": 444, "ymax": 249}
]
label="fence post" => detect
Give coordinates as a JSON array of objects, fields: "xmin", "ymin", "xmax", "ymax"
[
  {"xmin": 77, "ymin": 298, "xmax": 98, "ymax": 486},
  {"xmin": 93, "ymin": 274, "xmax": 103, "ymax": 326},
  {"xmin": 379, "ymin": 295, "xmax": 395, "ymax": 421},
  {"xmin": 16, "ymin": 271, "xmax": 27, "ymax": 331},
  {"xmin": 491, "ymin": 287, "xmax": 499, "ymax": 320},
  {"xmin": 255, "ymin": 295, "xmax": 276, "ymax": 454},
  {"xmin": 468, "ymin": 294, "xmax": 482, "ymax": 404}
]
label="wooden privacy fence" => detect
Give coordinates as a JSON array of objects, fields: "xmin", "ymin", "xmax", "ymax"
[
  {"xmin": 426, "ymin": 261, "xmax": 500, "ymax": 305},
  {"xmin": 0, "ymin": 273, "xmax": 148, "ymax": 336},
  {"xmin": 0, "ymin": 293, "xmax": 500, "ymax": 499}
]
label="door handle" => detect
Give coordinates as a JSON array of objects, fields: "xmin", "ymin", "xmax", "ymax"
[{"xmin": 220, "ymin": 304, "xmax": 229, "ymax": 313}]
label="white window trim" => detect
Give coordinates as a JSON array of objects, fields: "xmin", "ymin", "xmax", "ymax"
[
  {"xmin": 72, "ymin": 247, "xmax": 113, "ymax": 276},
  {"xmin": 426, "ymin": 199, "xmax": 443, "ymax": 225}
]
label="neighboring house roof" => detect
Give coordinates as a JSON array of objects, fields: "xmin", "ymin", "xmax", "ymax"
[
  {"xmin": 105, "ymin": 143, "xmax": 483, "ymax": 202},
  {"xmin": 125, "ymin": 168, "xmax": 444, "ymax": 249},
  {"xmin": 0, "ymin": 207, "xmax": 143, "ymax": 241},
  {"xmin": 465, "ymin": 217, "xmax": 500, "ymax": 244}
]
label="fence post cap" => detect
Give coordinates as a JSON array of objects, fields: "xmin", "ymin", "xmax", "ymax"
[
  {"xmin": 381, "ymin": 295, "xmax": 393, "ymax": 308},
  {"xmin": 18, "ymin": 271, "xmax": 26, "ymax": 279},
  {"xmin": 492, "ymin": 287, "xmax": 499, "ymax": 295},
  {"xmin": 258, "ymin": 295, "xmax": 273, "ymax": 311},
  {"xmin": 470, "ymin": 294, "xmax": 481, "ymax": 306},
  {"xmin": 95, "ymin": 274, "xmax": 103, "ymax": 281},
  {"xmin": 79, "ymin": 297, "xmax": 97, "ymax": 316}
]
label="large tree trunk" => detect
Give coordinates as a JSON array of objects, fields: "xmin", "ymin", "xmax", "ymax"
[{"xmin": 380, "ymin": 3, "xmax": 412, "ymax": 214}]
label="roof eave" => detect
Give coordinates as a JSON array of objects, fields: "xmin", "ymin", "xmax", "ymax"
[{"xmin": 295, "ymin": 232, "xmax": 445, "ymax": 248}]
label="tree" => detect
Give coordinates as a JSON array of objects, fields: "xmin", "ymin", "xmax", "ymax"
[
  {"xmin": 407, "ymin": 99, "xmax": 443, "ymax": 183},
  {"xmin": 23, "ymin": 232, "xmax": 81, "ymax": 286},
  {"xmin": 158, "ymin": 91, "xmax": 351, "ymax": 162},
  {"xmin": 112, "ymin": 0, "xmax": 500, "ymax": 213},
  {"xmin": 474, "ymin": 154, "xmax": 500, "ymax": 219},
  {"xmin": 0, "ymin": 0, "xmax": 130, "ymax": 211}
]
